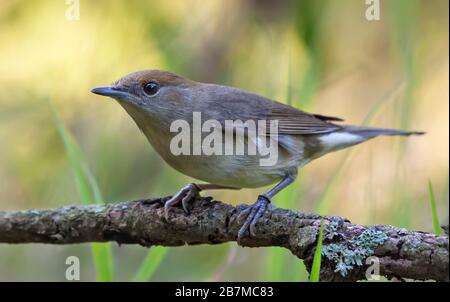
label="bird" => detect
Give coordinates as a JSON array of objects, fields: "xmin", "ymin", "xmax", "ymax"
[{"xmin": 91, "ymin": 69, "xmax": 424, "ymax": 239}]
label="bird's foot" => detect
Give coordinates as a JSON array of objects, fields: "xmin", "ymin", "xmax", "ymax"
[
  {"xmin": 237, "ymin": 195, "xmax": 271, "ymax": 239},
  {"xmin": 164, "ymin": 183, "xmax": 200, "ymax": 221}
]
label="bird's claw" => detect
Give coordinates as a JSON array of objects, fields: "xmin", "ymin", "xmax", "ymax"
[
  {"xmin": 237, "ymin": 195, "xmax": 271, "ymax": 239},
  {"xmin": 164, "ymin": 183, "xmax": 200, "ymax": 221}
]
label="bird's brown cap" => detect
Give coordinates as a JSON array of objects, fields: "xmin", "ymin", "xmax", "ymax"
[{"xmin": 113, "ymin": 69, "xmax": 197, "ymax": 88}]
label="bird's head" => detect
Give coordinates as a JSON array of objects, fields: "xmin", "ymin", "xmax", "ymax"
[{"xmin": 91, "ymin": 70, "xmax": 197, "ymax": 117}]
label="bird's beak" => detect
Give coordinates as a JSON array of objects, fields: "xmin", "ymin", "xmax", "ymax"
[{"xmin": 91, "ymin": 86, "xmax": 130, "ymax": 99}]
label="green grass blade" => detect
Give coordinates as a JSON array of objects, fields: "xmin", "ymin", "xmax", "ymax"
[
  {"xmin": 91, "ymin": 244, "xmax": 115, "ymax": 281},
  {"xmin": 132, "ymin": 247, "xmax": 168, "ymax": 282},
  {"xmin": 49, "ymin": 102, "xmax": 103, "ymax": 205},
  {"xmin": 298, "ymin": 61, "xmax": 319, "ymax": 110},
  {"xmin": 48, "ymin": 100, "xmax": 114, "ymax": 281},
  {"xmin": 309, "ymin": 219, "xmax": 324, "ymax": 282},
  {"xmin": 427, "ymin": 180, "xmax": 441, "ymax": 235}
]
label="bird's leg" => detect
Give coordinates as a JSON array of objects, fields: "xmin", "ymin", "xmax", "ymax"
[
  {"xmin": 238, "ymin": 169, "xmax": 297, "ymax": 239},
  {"xmin": 164, "ymin": 183, "xmax": 239, "ymax": 221}
]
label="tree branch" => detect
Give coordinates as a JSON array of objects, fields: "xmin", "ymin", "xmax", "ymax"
[{"xmin": 0, "ymin": 196, "xmax": 448, "ymax": 282}]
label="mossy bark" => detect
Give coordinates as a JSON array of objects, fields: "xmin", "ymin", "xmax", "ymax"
[{"xmin": 0, "ymin": 197, "xmax": 448, "ymax": 281}]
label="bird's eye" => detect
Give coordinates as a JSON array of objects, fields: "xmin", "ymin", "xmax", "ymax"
[{"xmin": 143, "ymin": 82, "xmax": 159, "ymax": 96}]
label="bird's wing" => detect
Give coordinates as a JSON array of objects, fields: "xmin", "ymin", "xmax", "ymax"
[
  {"xmin": 198, "ymin": 85, "xmax": 343, "ymax": 135},
  {"xmin": 267, "ymin": 104, "xmax": 343, "ymax": 135}
]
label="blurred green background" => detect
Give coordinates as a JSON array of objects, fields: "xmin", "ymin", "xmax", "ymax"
[{"xmin": 0, "ymin": 0, "xmax": 448, "ymax": 281}]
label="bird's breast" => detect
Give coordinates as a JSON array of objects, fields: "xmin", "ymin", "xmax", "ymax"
[{"xmin": 146, "ymin": 129, "xmax": 292, "ymax": 188}]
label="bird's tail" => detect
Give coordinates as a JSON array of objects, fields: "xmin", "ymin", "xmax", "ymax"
[{"xmin": 343, "ymin": 126, "xmax": 425, "ymax": 139}]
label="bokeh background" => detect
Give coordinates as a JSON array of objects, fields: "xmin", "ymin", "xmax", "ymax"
[{"xmin": 0, "ymin": 0, "xmax": 448, "ymax": 281}]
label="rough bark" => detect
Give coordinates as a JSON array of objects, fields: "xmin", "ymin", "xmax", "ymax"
[{"xmin": 0, "ymin": 196, "xmax": 448, "ymax": 282}]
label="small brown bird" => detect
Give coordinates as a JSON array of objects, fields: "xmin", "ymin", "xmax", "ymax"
[{"xmin": 92, "ymin": 70, "xmax": 424, "ymax": 238}]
